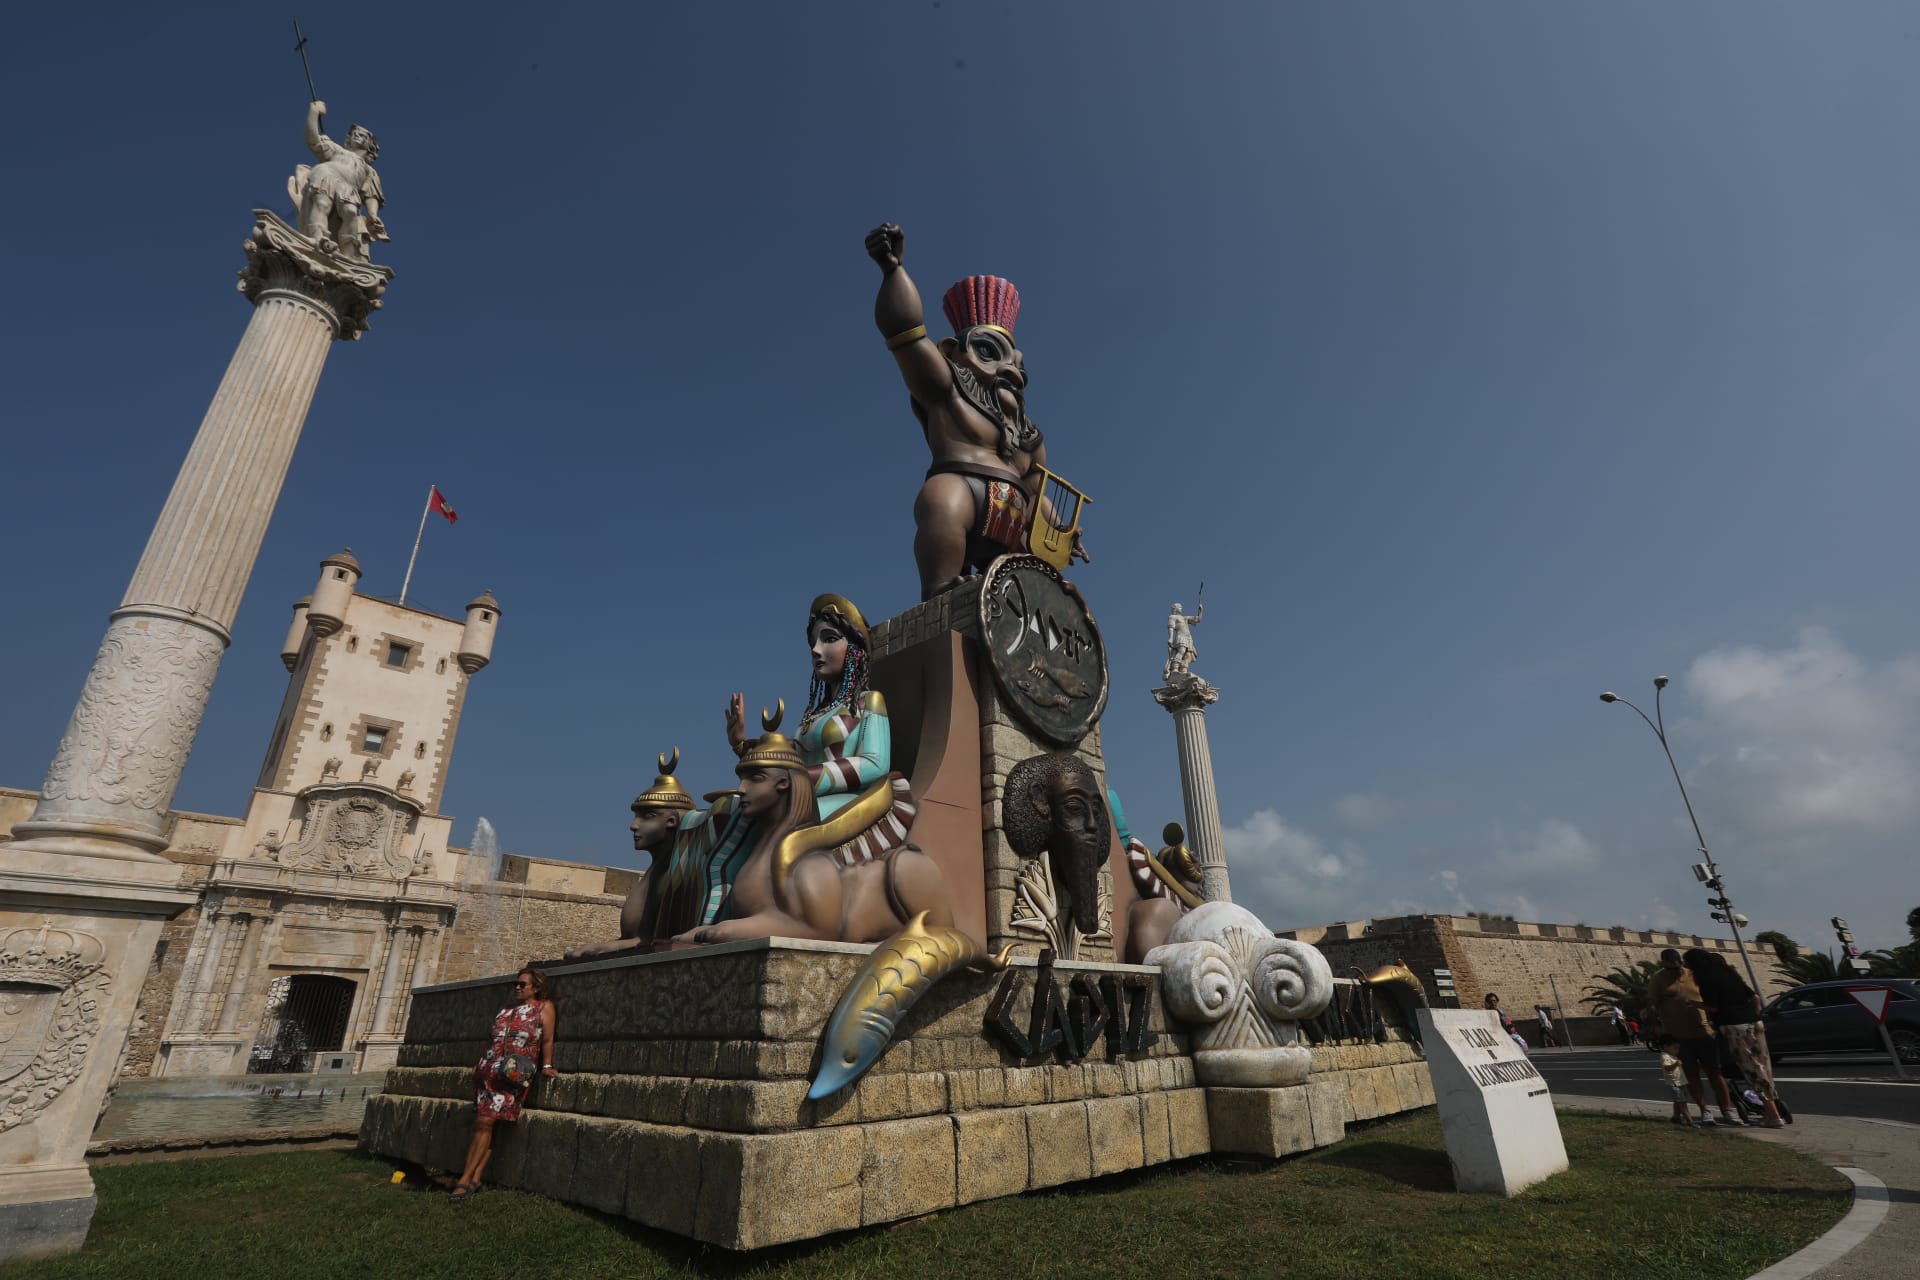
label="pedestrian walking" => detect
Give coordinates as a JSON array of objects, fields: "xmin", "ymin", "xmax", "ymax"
[
  {"xmin": 1484, "ymin": 993, "xmax": 1529, "ymax": 1051},
  {"xmin": 1535, "ymin": 1004, "xmax": 1560, "ymax": 1048},
  {"xmin": 1610, "ymin": 1003, "xmax": 1631, "ymax": 1045}
]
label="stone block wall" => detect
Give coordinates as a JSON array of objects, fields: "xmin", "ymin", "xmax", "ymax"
[
  {"xmin": 436, "ymin": 880, "xmax": 623, "ymax": 984},
  {"xmin": 1288, "ymin": 913, "xmax": 1792, "ymax": 1018}
]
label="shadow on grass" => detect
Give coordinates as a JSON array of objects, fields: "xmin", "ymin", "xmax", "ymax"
[
  {"xmin": 1308, "ymin": 1141, "xmax": 1453, "ymax": 1191},
  {"xmin": 1686, "ymin": 1185, "xmax": 1855, "ymax": 1203}
]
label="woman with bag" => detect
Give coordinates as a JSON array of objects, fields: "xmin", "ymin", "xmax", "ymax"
[
  {"xmin": 452, "ymin": 967, "xmax": 558, "ymax": 1202},
  {"xmin": 1683, "ymin": 949, "xmax": 1785, "ymax": 1129}
]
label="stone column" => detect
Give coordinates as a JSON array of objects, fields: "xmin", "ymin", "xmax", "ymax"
[
  {"xmin": 215, "ymin": 915, "xmax": 266, "ymax": 1035},
  {"xmin": 364, "ymin": 917, "xmax": 408, "ymax": 1043},
  {"xmin": 188, "ymin": 910, "xmax": 235, "ymax": 1032},
  {"xmin": 1152, "ymin": 676, "xmax": 1230, "ymax": 903},
  {"xmin": 8, "ymin": 214, "xmax": 390, "ymax": 865},
  {"xmin": 0, "ymin": 210, "xmax": 392, "ymax": 1262}
]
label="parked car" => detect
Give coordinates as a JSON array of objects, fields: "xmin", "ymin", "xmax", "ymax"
[{"xmin": 1762, "ymin": 979, "xmax": 1920, "ymax": 1064}]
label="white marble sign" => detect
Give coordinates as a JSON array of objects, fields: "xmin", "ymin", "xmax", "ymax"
[{"xmin": 1417, "ymin": 1008, "xmax": 1569, "ymax": 1196}]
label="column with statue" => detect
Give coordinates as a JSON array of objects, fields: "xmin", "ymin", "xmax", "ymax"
[
  {"xmin": 1152, "ymin": 589, "xmax": 1231, "ymax": 903},
  {"xmin": 0, "ymin": 97, "xmax": 393, "ymax": 1260}
]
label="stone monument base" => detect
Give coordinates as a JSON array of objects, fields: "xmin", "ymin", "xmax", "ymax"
[{"xmin": 361, "ymin": 940, "xmax": 1432, "ymax": 1249}]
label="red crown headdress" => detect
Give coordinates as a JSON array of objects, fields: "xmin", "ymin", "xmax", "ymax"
[{"xmin": 942, "ymin": 275, "xmax": 1021, "ymax": 338}]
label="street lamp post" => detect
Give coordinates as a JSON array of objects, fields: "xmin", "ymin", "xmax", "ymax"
[{"xmin": 1600, "ymin": 677, "xmax": 1766, "ymax": 995}]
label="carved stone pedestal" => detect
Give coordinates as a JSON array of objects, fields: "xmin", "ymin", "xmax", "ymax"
[
  {"xmin": 364, "ymin": 946, "xmax": 1434, "ymax": 1250},
  {"xmin": 0, "ymin": 878, "xmax": 195, "ymax": 1260}
]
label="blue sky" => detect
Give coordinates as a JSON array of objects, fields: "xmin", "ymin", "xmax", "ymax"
[{"xmin": 3, "ymin": 3, "xmax": 1917, "ymax": 957}]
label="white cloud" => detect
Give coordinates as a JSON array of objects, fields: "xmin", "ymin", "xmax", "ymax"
[
  {"xmin": 1330, "ymin": 791, "xmax": 1399, "ymax": 831},
  {"xmin": 1490, "ymin": 818, "xmax": 1602, "ymax": 876},
  {"xmin": 1676, "ymin": 627, "xmax": 1920, "ymax": 947},
  {"xmin": 1221, "ymin": 808, "xmax": 1360, "ymax": 930},
  {"xmin": 1685, "ymin": 627, "xmax": 1920, "ymax": 841}
]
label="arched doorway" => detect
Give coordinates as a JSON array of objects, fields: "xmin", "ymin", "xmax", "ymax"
[{"xmin": 249, "ymin": 974, "xmax": 357, "ymax": 1074}]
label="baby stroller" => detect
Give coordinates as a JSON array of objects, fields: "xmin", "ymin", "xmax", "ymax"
[{"xmin": 1718, "ymin": 1027, "xmax": 1793, "ymax": 1125}]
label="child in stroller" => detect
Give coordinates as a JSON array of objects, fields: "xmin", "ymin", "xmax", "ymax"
[{"xmin": 1718, "ymin": 1026, "xmax": 1793, "ymax": 1125}]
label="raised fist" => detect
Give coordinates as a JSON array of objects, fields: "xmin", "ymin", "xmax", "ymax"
[
  {"xmin": 865, "ymin": 223, "xmax": 904, "ymax": 271},
  {"xmin": 311, "ymin": 99, "xmax": 328, "ymax": 117}
]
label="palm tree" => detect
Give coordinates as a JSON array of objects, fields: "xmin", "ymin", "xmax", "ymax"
[
  {"xmin": 1864, "ymin": 942, "xmax": 1920, "ymax": 979},
  {"xmin": 1776, "ymin": 949, "xmax": 1844, "ymax": 988},
  {"xmin": 1582, "ymin": 961, "xmax": 1662, "ymax": 1016}
]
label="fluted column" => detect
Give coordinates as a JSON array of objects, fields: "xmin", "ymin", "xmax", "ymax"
[
  {"xmin": 366, "ymin": 917, "xmax": 409, "ymax": 1040},
  {"xmin": 188, "ymin": 910, "xmax": 234, "ymax": 1032},
  {"xmin": 215, "ymin": 914, "xmax": 266, "ymax": 1035},
  {"xmin": 7, "ymin": 211, "xmax": 391, "ymax": 866},
  {"xmin": 1153, "ymin": 676, "xmax": 1230, "ymax": 903}
]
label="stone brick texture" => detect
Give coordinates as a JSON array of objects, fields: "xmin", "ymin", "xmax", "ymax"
[{"xmin": 435, "ymin": 882, "xmax": 622, "ymax": 985}]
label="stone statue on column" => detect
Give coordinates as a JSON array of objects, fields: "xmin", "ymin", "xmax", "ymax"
[
  {"xmin": 289, "ymin": 102, "xmax": 387, "ymax": 262},
  {"xmin": 1164, "ymin": 596, "xmax": 1203, "ymax": 683},
  {"xmin": 1153, "ymin": 585, "xmax": 1229, "ymax": 903}
]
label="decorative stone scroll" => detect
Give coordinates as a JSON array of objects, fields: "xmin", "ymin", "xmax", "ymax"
[
  {"xmin": 979, "ymin": 556, "xmax": 1108, "ymax": 745},
  {"xmin": 276, "ymin": 783, "xmax": 424, "ymax": 878},
  {"xmin": 0, "ymin": 923, "xmax": 110, "ymax": 1134},
  {"xmin": 1145, "ymin": 901, "xmax": 1333, "ymax": 1086}
]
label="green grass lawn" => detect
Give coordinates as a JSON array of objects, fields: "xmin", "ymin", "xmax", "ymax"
[{"xmin": 6, "ymin": 1111, "xmax": 1848, "ymax": 1280}]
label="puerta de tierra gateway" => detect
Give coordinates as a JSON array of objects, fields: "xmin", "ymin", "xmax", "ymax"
[{"xmin": 364, "ymin": 219, "xmax": 1439, "ymax": 1247}]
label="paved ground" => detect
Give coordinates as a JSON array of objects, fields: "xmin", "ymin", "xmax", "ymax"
[
  {"xmin": 1557, "ymin": 1093, "xmax": 1918, "ymax": 1280},
  {"xmin": 1533, "ymin": 1045, "xmax": 1920, "ymax": 1124}
]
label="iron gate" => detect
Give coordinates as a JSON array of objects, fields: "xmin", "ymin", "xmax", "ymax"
[{"xmin": 248, "ymin": 974, "xmax": 357, "ymax": 1074}]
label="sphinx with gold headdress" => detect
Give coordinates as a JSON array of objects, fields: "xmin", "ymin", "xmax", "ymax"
[
  {"xmin": 673, "ymin": 704, "xmax": 955, "ymax": 946},
  {"xmin": 563, "ymin": 749, "xmax": 709, "ymax": 959}
]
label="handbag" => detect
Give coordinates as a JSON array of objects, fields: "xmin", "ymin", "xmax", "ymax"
[{"xmin": 496, "ymin": 1052, "xmax": 538, "ymax": 1087}]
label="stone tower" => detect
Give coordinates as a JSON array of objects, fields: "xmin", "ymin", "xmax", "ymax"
[{"xmin": 151, "ymin": 554, "xmax": 501, "ymax": 1077}]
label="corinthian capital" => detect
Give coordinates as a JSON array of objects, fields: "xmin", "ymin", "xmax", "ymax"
[{"xmin": 237, "ymin": 210, "xmax": 395, "ymax": 340}]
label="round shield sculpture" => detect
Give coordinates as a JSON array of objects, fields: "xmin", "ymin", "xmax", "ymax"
[{"xmin": 977, "ymin": 555, "xmax": 1109, "ymax": 745}]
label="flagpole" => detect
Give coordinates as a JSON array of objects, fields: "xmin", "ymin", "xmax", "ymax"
[{"xmin": 398, "ymin": 485, "xmax": 434, "ymax": 606}]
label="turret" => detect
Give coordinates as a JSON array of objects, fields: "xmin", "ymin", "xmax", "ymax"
[
  {"xmin": 280, "ymin": 596, "xmax": 312, "ymax": 671},
  {"xmin": 457, "ymin": 589, "xmax": 502, "ymax": 674},
  {"xmin": 306, "ymin": 548, "xmax": 361, "ymax": 637}
]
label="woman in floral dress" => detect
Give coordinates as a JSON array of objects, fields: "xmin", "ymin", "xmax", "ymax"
[{"xmin": 452, "ymin": 967, "xmax": 557, "ymax": 1201}]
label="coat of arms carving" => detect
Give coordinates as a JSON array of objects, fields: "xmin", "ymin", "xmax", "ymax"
[
  {"xmin": 276, "ymin": 782, "xmax": 423, "ymax": 878},
  {"xmin": 0, "ymin": 922, "xmax": 110, "ymax": 1134}
]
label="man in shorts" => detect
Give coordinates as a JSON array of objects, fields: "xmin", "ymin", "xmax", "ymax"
[{"xmin": 1649, "ymin": 947, "xmax": 1740, "ymax": 1125}]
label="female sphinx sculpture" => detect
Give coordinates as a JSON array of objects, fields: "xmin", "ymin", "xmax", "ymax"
[{"xmin": 672, "ymin": 706, "xmax": 953, "ymax": 946}]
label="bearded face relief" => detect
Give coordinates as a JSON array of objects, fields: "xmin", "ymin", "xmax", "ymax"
[
  {"xmin": 1143, "ymin": 901, "xmax": 1334, "ymax": 1088},
  {"xmin": 1004, "ymin": 753, "xmax": 1111, "ymax": 949}
]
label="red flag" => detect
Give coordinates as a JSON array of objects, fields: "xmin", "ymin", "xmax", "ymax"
[{"xmin": 429, "ymin": 486, "xmax": 458, "ymax": 523}]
